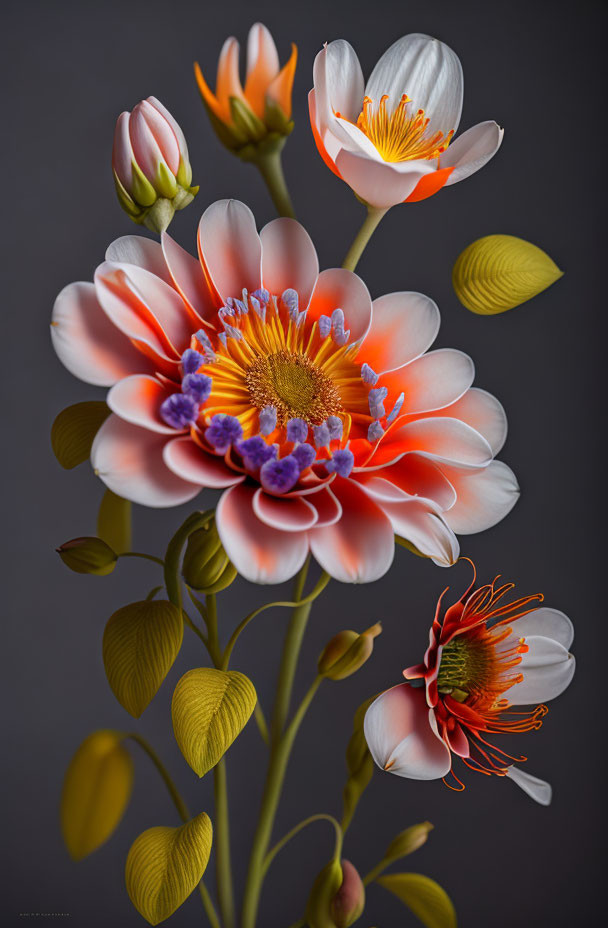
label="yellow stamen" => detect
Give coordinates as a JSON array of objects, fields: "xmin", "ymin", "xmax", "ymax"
[
  {"xmin": 246, "ymin": 348, "xmax": 342, "ymax": 425},
  {"xmin": 354, "ymin": 94, "xmax": 454, "ymax": 163}
]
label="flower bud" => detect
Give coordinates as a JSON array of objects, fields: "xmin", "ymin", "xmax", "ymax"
[
  {"xmin": 194, "ymin": 24, "xmax": 297, "ymax": 162},
  {"xmin": 306, "ymin": 859, "xmax": 365, "ymax": 928},
  {"xmin": 318, "ymin": 624, "xmax": 382, "ymax": 681},
  {"xmin": 112, "ymin": 96, "xmax": 198, "ymax": 234},
  {"xmin": 57, "ymin": 537, "xmax": 117, "ymax": 576},
  {"xmin": 182, "ymin": 518, "xmax": 237, "ymax": 593},
  {"xmin": 383, "ymin": 821, "xmax": 434, "ymax": 862}
]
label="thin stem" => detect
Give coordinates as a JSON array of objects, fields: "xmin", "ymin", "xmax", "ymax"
[
  {"xmin": 145, "ymin": 585, "xmax": 163, "ymax": 601},
  {"xmin": 254, "ymin": 702, "xmax": 270, "ymax": 746},
  {"xmin": 241, "ymin": 667, "xmax": 323, "ymax": 928},
  {"xmin": 127, "ymin": 734, "xmax": 220, "ymax": 928},
  {"xmin": 207, "ymin": 593, "xmax": 235, "ymax": 928},
  {"xmin": 214, "ymin": 758, "xmax": 235, "ymax": 928},
  {"xmin": 182, "ymin": 609, "xmax": 209, "ymax": 647},
  {"xmin": 271, "ymin": 559, "xmax": 310, "ymax": 742},
  {"xmin": 363, "ymin": 858, "xmax": 391, "ymax": 887},
  {"xmin": 263, "ymin": 813, "xmax": 342, "ymax": 877},
  {"xmin": 163, "ymin": 510, "xmax": 214, "ymax": 611},
  {"xmin": 221, "ymin": 569, "xmax": 330, "ymax": 670},
  {"xmin": 341, "ymin": 206, "xmax": 389, "ymax": 273},
  {"xmin": 253, "ymin": 147, "xmax": 296, "ymax": 218},
  {"xmin": 119, "ymin": 551, "xmax": 165, "ymax": 567}
]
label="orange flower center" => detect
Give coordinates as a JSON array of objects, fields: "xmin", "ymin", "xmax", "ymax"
[{"xmin": 355, "ymin": 94, "xmax": 454, "ymax": 163}]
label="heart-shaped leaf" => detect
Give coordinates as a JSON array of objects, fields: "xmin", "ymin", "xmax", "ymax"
[
  {"xmin": 103, "ymin": 601, "xmax": 183, "ymax": 718},
  {"xmin": 97, "ymin": 489, "xmax": 132, "ymax": 554},
  {"xmin": 172, "ymin": 668, "xmax": 256, "ymax": 777},
  {"xmin": 61, "ymin": 730, "xmax": 133, "ymax": 860},
  {"xmin": 377, "ymin": 873, "xmax": 457, "ymax": 928},
  {"xmin": 125, "ymin": 812, "xmax": 212, "ymax": 925},
  {"xmin": 452, "ymin": 234, "xmax": 562, "ymax": 315},
  {"xmin": 51, "ymin": 401, "xmax": 110, "ymax": 469}
]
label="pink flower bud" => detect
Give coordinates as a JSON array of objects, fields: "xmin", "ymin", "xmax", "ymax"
[
  {"xmin": 330, "ymin": 860, "xmax": 365, "ymax": 928},
  {"xmin": 112, "ymin": 97, "xmax": 197, "ymax": 234}
]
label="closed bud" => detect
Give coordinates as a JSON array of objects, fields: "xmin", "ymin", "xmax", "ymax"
[
  {"xmin": 384, "ymin": 821, "xmax": 434, "ymax": 862},
  {"xmin": 318, "ymin": 623, "xmax": 382, "ymax": 681},
  {"xmin": 182, "ymin": 518, "xmax": 237, "ymax": 593},
  {"xmin": 57, "ymin": 537, "xmax": 117, "ymax": 576},
  {"xmin": 112, "ymin": 97, "xmax": 198, "ymax": 234},
  {"xmin": 306, "ymin": 859, "xmax": 365, "ymax": 928}
]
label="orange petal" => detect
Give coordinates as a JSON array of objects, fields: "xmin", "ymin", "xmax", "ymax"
[
  {"xmin": 216, "ymin": 37, "xmax": 248, "ymax": 120},
  {"xmin": 266, "ymin": 42, "xmax": 298, "ymax": 119},
  {"xmin": 244, "ymin": 23, "xmax": 280, "ymax": 118},
  {"xmin": 193, "ymin": 61, "xmax": 224, "ymax": 122},
  {"xmin": 405, "ymin": 166, "xmax": 454, "ymax": 202}
]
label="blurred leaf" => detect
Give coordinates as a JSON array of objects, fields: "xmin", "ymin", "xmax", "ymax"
[
  {"xmin": 97, "ymin": 489, "xmax": 132, "ymax": 554},
  {"xmin": 57, "ymin": 536, "xmax": 117, "ymax": 575},
  {"xmin": 452, "ymin": 234, "xmax": 563, "ymax": 315},
  {"xmin": 61, "ymin": 730, "xmax": 133, "ymax": 860},
  {"xmin": 172, "ymin": 668, "xmax": 256, "ymax": 777},
  {"xmin": 51, "ymin": 401, "xmax": 110, "ymax": 469},
  {"xmin": 377, "ymin": 873, "xmax": 457, "ymax": 928},
  {"xmin": 103, "ymin": 601, "xmax": 183, "ymax": 718},
  {"xmin": 125, "ymin": 812, "xmax": 212, "ymax": 925},
  {"xmin": 341, "ymin": 695, "xmax": 377, "ymax": 830}
]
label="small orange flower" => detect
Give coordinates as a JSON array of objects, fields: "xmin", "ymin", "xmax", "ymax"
[
  {"xmin": 364, "ymin": 563, "xmax": 575, "ymax": 804},
  {"xmin": 195, "ymin": 23, "xmax": 297, "ymax": 155}
]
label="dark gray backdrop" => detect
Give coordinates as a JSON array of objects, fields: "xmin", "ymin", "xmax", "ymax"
[{"xmin": 2, "ymin": 0, "xmax": 605, "ymax": 924}]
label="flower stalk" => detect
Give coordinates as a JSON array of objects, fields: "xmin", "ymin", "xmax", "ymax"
[{"xmin": 341, "ymin": 206, "xmax": 388, "ymax": 273}]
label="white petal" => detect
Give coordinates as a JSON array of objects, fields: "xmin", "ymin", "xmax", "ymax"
[
  {"xmin": 436, "ymin": 388, "xmax": 507, "ymax": 456},
  {"xmin": 390, "ymin": 349, "xmax": 475, "ymax": 415},
  {"xmin": 91, "ymin": 415, "xmax": 200, "ymax": 507},
  {"xmin": 365, "ymin": 33, "xmax": 463, "ymax": 134},
  {"xmin": 364, "ymin": 684, "xmax": 452, "ymax": 780},
  {"xmin": 509, "ymin": 608, "xmax": 574, "ymax": 651},
  {"xmin": 105, "ymin": 235, "xmax": 173, "ymax": 284},
  {"xmin": 377, "ymin": 496, "xmax": 459, "ymax": 566},
  {"xmin": 335, "ymin": 148, "xmax": 435, "ymax": 209},
  {"xmin": 313, "ymin": 40, "xmax": 365, "ymax": 130},
  {"xmin": 260, "ymin": 218, "xmax": 319, "ymax": 311},
  {"xmin": 443, "ymin": 461, "xmax": 519, "ymax": 534},
  {"xmin": 507, "ymin": 637, "xmax": 575, "ymax": 705},
  {"xmin": 107, "ymin": 374, "xmax": 180, "ymax": 434},
  {"xmin": 197, "ymin": 199, "xmax": 262, "ymax": 302},
  {"xmin": 443, "ymin": 121, "xmax": 504, "ymax": 185},
  {"xmin": 506, "ymin": 767, "xmax": 552, "ymax": 806},
  {"xmin": 386, "ymin": 418, "xmax": 493, "ymax": 469},
  {"xmin": 365, "ymin": 291, "xmax": 440, "ymax": 373}
]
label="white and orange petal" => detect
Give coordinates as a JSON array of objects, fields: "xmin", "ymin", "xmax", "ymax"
[
  {"xmin": 441, "ymin": 461, "xmax": 519, "ymax": 534},
  {"xmin": 364, "ymin": 684, "xmax": 452, "ymax": 780}
]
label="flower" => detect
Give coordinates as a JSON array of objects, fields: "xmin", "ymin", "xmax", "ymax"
[
  {"xmin": 194, "ymin": 23, "xmax": 297, "ymax": 157},
  {"xmin": 310, "ymin": 33, "xmax": 503, "ymax": 209},
  {"xmin": 364, "ymin": 565, "xmax": 575, "ymax": 803},
  {"xmin": 51, "ymin": 199, "xmax": 518, "ymax": 584},
  {"xmin": 112, "ymin": 97, "xmax": 198, "ymax": 234}
]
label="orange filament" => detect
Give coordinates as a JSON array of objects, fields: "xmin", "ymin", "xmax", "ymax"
[{"xmin": 355, "ymin": 94, "xmax": 454, "ymax": 163}]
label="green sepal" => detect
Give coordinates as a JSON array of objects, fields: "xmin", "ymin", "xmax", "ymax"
[
  {"xmin": 155, "ymin": 160, "xmax": 179, "ymax": 199},
  {"xmin": 263, "ymin": 97, "xmax": 294, "ymax": 136},
  {"xmin": 199, "ymin": 94, "xmax": 249, "ymax": 150},
  {"xmin": 142, "ymin": 198, "xmax": 175, "ymax": 235},
  {"xmin": 176, "ymin": 157, "xmax": 193, "ymax": 188},
  {"xmin": 113, "ymin": 172, "xmax": 143, "ymax": 219},
  {"xmin": 229, "ymin": 96, "xmax": 267, "ymax": 143},
  {"xmin": 130, "ymin": 160, "xmax": 157, "ymax": 207}
]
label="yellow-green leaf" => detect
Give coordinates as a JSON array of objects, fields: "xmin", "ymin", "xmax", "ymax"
[
  {"xmin": 172, "ymin": 668, "xmax": 256, "ymax": 777},
  {"xmin": 452, "ymin": 234, "xmax": 563, "ymax": 315},
  {"xmin": 97, "ymin": 489, "xmax": 132, "ymax": 554},
  {"xmin": 377, "ymin": 873, "xmax": 457, "ymax": 928},
  {"xmin": 125, "ymin": 813, "xmax": 212, "ymax": 925},
  {"xmin": 51, "ymin": 401, "xmax": 110, "ymax": 469},
  {"xmin": 61, "ymin": 730, "xmax": 133, "ymax": 860},
  {"xmin": 103, "ymin": 601, "xmax": 183, "ymax": 718}
]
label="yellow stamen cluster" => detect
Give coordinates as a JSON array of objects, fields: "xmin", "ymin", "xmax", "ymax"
[
  {"xmin": 356, "ymin": 94, "xmax": 454, "ymax": 163},
  {"xmin": 246, "ymin": 349, "xmax": 343, "ymax": 425}
]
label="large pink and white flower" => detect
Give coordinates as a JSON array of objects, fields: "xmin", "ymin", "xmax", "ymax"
[
  {"xmin": 51, "ymin": 199, "xmax": 518, "ymax": 584},
  {"xmin": 364, "ymin": 566, "xmax": 575, "ymax": 803},
  {"xmin": 310, "ymin": 33, "xmax": 503, "ymax": 209}
]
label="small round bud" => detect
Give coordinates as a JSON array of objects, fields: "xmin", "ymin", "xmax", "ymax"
[
  {"xmin": 383, "ymin": 821, "xmax": 434, "ymax": 862},
  {"xmin": 318, "ymin": 623, "xmax": 382, "ymax": 681},
  {"xmin": 57, "ymin": 537, "xmax": 117, "ymax": 576},
  {"xmin": 112, "ymin": 97, "xmax": 198, "ymax": 234},
  {"xmin": 306, "ymin": 859, "xmax": 365, "ymax": 928},
  {"xmin": 182, "ymin": 519, "xmax": 237, "ymax": 593}
]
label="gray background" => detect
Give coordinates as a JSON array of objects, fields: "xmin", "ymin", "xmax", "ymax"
[{"xmin": 2, "ymin": 0, "xmax": 605, "ymax": 924}]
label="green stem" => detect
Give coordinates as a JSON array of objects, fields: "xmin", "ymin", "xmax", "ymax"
[
  {"xmin": 127, "ymin": 734, "xmax": 220, "ymax": 928},
  {"xmin": 253, "ymin": 147, "xmax": 296, "ymax": 218},
  {"xmin": 221, "ymin": 569, "xmax": 330, "ymax": 671},
  {"xmin": 207, "ymin": 593, "xmax": 235, "ymax": 928},
  {"xmin": 271, "ymin": 559, "xmax": 310, "ymax": 741},
  {"xmin": 241, "ymin": 667, "xmax": 323, "ymax": 928},
  {"xmin": 263, "ymin": 813, "xmax": 342, "ymax": 877},
  {"xmin": 341, "ymin": 206, "xmax": 389, "ymax": 273},
  {"xmin": 119, "ymin": 551, "xmax": 165, "ymax": 567},
  {"xmin": 214, "ymin": 758, "xmax": 235, "ymax": 928},
  {"xmin": 254, "ymin": 702, "xmax": 270, "ymax": 746},
  {"xmin": 163, "ymin": 510, "xmax": 214, "ymax": 611},
  {"xmin": 362, "ymin": 858, "xmax": 391, "ymax": 887}
]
